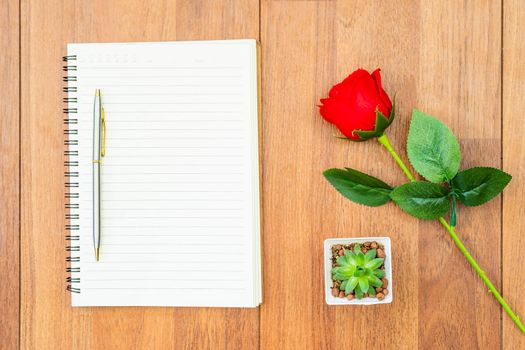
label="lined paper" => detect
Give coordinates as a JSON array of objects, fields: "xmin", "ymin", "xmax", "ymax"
[{"xmin": 67, "ymin": 40, "xmax": 261, "ymax": 307}]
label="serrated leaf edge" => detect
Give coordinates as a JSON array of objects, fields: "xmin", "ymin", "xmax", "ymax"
[
  {"xmin": 389, "ymin": 181, "xmax": 451, "ymax": 220},
  {"xmin": 407, "ymin": 109, "xmax": 461, "ymax": 183},
  {"xmin": 453, "ymin": 166, "xmax": 512, "ymax": 207}
]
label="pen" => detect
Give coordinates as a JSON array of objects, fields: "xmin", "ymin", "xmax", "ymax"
[{"xmin": 93, "ymin": 89, "xmax": 106, "ymax": 261}]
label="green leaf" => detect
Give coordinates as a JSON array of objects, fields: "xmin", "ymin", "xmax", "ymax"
[
  {"xmin": 343, "ymin": 250, "xmax": 357, "ymax": 265},
  {"xmin": 334, "ymin": 270, "xmax": 353, "ymax": 280},
  {"xmin": 368, "ymin": 275, "xmax": 383, "ymax": 288},
  {"xmin": 340, "ymin": 280, "xmax": 348, "ymax": 290},
  {"xmin": 334, "ymin": 265, "xmax": 356, "ymax": 280},
  {"xmin": 356, "ymin": 252, "xmax": 365, "ymax": 266},
  {"xmin": 368, "ymin": 286, "xmax": 377, "ymax": 297},
  {"xmin": 354, "ymin": 269, "xmax": 365, "ymax": 277},
  {"xmin": 407, "ymin": 109, "xmax": 461, "ymax": 183},
  {"xmin": 358, "ymin": 277, "xmax": 369, "ymax": 295},
  {"xmin": 323, "ymin": 168, "xmax": 392, "ymax": 207},
  {"xmin": 364, "ymin": 249, "xmax": 377, "ymax": 262},
  {"xmin": 355, "ymin": 285, "xmax": 364, "ymax": 299},
  {"xmin": 451, "ymin": 167, "xmax": 512, "ymax": 206},
  {"xmin": 374, "ymin": 270, "xmax": 386, "ymax": 279},
  {"xmin": 353, "ymin": 244, "xmax": 361, "ymax": 255},
  {"xmin": 346, "ymin": 277, "xmax": 359, "ymax": 294},
  {"xmin": 365, "ymin": 258, "xmax": 384, "ymax": 270},
  {"xmin": 390, "ymin": 181, "xmax": 451, "ymax": 219},
  {"xmin": 336, "ymin": 256, "xmax": 346, "ymax": 266}
]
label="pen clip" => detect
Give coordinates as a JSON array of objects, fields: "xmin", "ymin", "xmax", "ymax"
[{"xmin": 101, "ymin": 107, "xmax": 106, "ymax": 158}]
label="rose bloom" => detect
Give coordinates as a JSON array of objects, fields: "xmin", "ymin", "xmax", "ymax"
[{"xmin": 319, "ymin": 68, "xmax": 393, "ymax": 141}]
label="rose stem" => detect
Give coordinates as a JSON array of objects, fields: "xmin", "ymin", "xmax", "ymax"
[
  {"xmin": 377, "ymin": 133, "xmax": 525, "ymax": 335},
  {"xmin": 377, "ymin": 134, "xmax": 415, "ymax": 181},
  {"xmin": 438, "ymin": 217, "xmax": 525, "ymax": 334}
]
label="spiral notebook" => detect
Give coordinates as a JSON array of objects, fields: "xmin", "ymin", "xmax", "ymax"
[{"xmin": 64, "ymin": 40, "xmax": 262, "ymax": 307}]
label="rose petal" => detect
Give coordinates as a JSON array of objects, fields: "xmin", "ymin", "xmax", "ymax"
[
  {"xmin": 341, "ymin": 69, "xmax": 370, "ymax": 86},
  {"xmin": 351, "ymin": 73, "xmax": 383, "ymax": 125},
  {"xmin": 327, "ymin": 82, "xmax": 346, "ymax": 98},
  {"xmin": 319, "ymin": 98, "xmax": 340, "ymax": 123},
  {"xmin": 371, "ymin": 68, "xmax": 392, "ymax": 116},
  {"xmin": 330, "ymin": 69, "xmax": 370, "ymax": 99},
  {"xmin": 329, "ymin": 93, "xmax": 376, "ymax": 139}
]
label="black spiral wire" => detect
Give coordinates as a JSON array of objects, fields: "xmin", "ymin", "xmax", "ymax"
[{"xmin": 63, "ymin": 55, "xmax": 80, "ymax": 293}]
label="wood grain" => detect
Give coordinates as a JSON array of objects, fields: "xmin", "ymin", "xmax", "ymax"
[
  {"xmin": 0, "ymin": 0, "xmax": 19, "ymax": 349},
  {"xmin": 260, "ymin": 0, "xmax": 502, "ymax": 348},
  {"xmin": 503, "ymin": 0, "xmax": 525, "ymax": 347},
  {"xmin": 20, "ymin": 1, "xmax": 259, "ymax": 349},
  {"xmin": 416, "ymin": 1, "xmax": 502, "ymax": 348},
  {"xmin": 13, "ymin": 0, "xmax": 525, "ymax": 348},
  {"xmin": 260, "ymin": 1, "xmax": 418, "ymax": 348}
]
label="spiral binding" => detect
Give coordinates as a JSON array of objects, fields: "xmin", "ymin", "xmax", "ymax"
[{"xmin": 63, "ymin": 55, "xmax": 80, "ymax": 293}]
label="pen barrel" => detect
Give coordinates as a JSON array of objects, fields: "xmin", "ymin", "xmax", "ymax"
[
  {"xmin": 92, "ymin": 160, "xmax": 101, "ymax": 255},
  {"xmin": 92, "ymin": 93, "xmax": 102, "ymax": 260},
  {"xmin": 64, "ymin": 54, "xmax": 81, "ymax": 294}
]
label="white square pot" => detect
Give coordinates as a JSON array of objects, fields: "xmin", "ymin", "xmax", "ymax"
[{"xmin": 324, "ymin": 237, "xmax": 393, "ymax": 305}]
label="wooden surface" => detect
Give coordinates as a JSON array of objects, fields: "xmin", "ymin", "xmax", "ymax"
[
  {"xmin": 503, "ymin": 0, "xmax": 525, "ymax": 348},
  {"xmin": 0, "ymin": 0, "xmax": 20, "ymax": 349},
  {"xmin": 0, "ymin": 0, "xmax": 521, "ymax": 348}
]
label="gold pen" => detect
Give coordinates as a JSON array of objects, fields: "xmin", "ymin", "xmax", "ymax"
[{"xmin": 93, "ymin": 89, "xmax": 106, "ymax": 261}]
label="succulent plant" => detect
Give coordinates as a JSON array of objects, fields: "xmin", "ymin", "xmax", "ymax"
[{"xmin": 332, "ymin": 244, "xmax": 385, "ymax": 299}]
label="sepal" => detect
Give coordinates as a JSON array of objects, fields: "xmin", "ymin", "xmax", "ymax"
[{"xmin": 353, "ymin": 101, "xmax": 396, "ymax": 141}]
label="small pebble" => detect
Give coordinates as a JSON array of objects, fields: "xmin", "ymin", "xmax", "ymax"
[
  {"xmin": 377, "ymin": 248, "xmax": 385, "ymax": 258},
  {"xmin": 371, "ymin": 242, "xmax": 378, "ymax": 249},
  {"xmin": 383, "ymin": 289, "xmax": 389, "ymax": 296},
  {"xmin": 338, "ymin": 249, "xmax": 344, "ymax": 256},
  {"xmin": 363, "ymin": 293, "xmax": 368, "ymax": 298},
  {"xmin": 377, "ymin": 293, "xmax": 385, "ymax": 300},
  {"xmin": 361, "ymin": 247, "xmax": 367, "ymax": 253},
  {"xmin": 332, "ymin": 288, "xmax": 339, "ymax": 297},
  {"xmin": 347, "ymin": 294, "xmax": 354, "ymax": 300},
  {"xmin": 375, "ymin": 287, "xmax": 383, "ymax": 292},
  {"xmin": 364, "ymin": 241, "xmax": 371, "ymax": 247},
  {"xmin": 382, "ymin": 278, "xmax": 388, "ymax": 288},
  {"xmin": 338, "ymin": 291, "xmax": 345, "ymax": 298}
]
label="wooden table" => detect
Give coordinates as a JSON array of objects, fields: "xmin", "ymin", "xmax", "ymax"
[{"xmin": 2, "ymin": 0, "xmax": 525, "ymax": 348}]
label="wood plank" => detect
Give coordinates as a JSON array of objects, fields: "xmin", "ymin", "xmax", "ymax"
[
  {"xmin": 503, "ymin": 0, "xmax": 525, "ymax": 346},
  {"xmin": 260, "ymin": 1, "xmax": 418, "ymax": 348},
  {"xmin": 20, "ymin": 1, "xmax": 259, "ymax": 349},
  {"xmin": 0, "ymin": 0, "xmax": 20, "ymax": 349},
  {"xmin": 260, "ymin": 0, "xmax": 502, "ymax": 348},
  {"xmin": 416, "ymin": 1, "xmax": 502, "ymax": 348}
]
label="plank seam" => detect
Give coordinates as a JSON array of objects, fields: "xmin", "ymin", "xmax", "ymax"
[
  {"xmin": 500, "ymin": 0, "xmax": 505, "ymax": 347},
  {"xmin": 257, "ymin": 1, "xmax": 262, "ymax": 349},
  {"xmin": 18, "ymin": 0, "xmax": 22, "ymax": 348}
]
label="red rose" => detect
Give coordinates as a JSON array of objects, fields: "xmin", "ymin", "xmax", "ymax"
[{"xmin": 319, "ymin": 68, "xmax": 394, "ymax": 141}]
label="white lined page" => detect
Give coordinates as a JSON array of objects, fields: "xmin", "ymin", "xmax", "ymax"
[{"xmin": 68, "ymin": 40, "xmax": 261, "ymax": 307}]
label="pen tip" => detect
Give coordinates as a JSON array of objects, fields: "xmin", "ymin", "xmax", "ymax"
[
  {"xmin": 95, "ymin": 89, "xmax": 100, "ymax": 96},
  {"xmin": 95, "ymin": 247, "xmax": 100, "ymax": 261}
]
